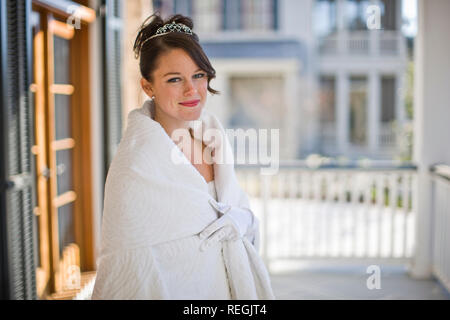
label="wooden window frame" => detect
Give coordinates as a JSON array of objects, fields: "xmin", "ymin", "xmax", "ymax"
[{"xmin": 31, "ymin": 0, "xmax": 95, "ymax": 298}]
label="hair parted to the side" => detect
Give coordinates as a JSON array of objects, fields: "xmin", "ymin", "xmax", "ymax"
[{"xmin": 133, "ymin": 13, "xmax": 219, "ymax": 95}]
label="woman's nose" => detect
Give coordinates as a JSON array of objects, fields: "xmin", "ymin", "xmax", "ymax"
[{"xmin": 184, "ymin": 80, "xmax": 197, "ymax": 96}]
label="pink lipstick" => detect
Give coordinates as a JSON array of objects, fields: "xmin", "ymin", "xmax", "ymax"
[{"xmin": 179, "ymin": 99, "xmax": 200, "ymax": 107}]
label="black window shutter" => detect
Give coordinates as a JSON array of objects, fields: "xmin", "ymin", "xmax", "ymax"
[
  {"xmin": 0, "ymin": 0, "xmax": 37, "ymax": 300},
  {"xmin": 101, "ymin": 0, "xmax": 123, "ymax": 176}
]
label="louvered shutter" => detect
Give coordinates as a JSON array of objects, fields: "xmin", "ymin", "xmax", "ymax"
[{"xmin": 0, "ymin": 0, "xmax": 37, "ymax": 300}]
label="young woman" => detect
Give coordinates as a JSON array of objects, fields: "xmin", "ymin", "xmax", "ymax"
[{"xmin": 92, "ymin": 13, "xmax": 274, "ymax": 300}]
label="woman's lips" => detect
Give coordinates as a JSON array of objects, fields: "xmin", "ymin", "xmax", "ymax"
[{"xmin": 179, "ymin": 99, "xmax": 200, "ymax": 107}]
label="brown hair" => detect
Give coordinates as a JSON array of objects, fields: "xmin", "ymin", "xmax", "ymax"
[{"xmin": 133, "ymin": 13, "xmax": 219, "ymax": 95}]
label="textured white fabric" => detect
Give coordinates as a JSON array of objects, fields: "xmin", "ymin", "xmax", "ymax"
[
  {"xmin": 207, "ymin": 180, "xmax": 217, "ymax": 201},
  {"xmin": 92, "ymin": 100, "xmax": 274, "ymax": 300}
]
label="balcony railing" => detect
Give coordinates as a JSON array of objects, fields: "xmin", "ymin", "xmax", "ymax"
[
  {"xmin": 318, "ymin": 31, "xmax": 406, "ymax": 57},
  {"xmin": 430, "ymin": 164, "xmax": 450, "ymax": 293},
  {"xmin": 236, "ymin": 160, "xmax": 417, "ymax": 269},
  {"xmin": 319, "ymin": 123, "xmax": 398, "ymax": 154},
  {"xmin": 379, "ymin": 123, "xmax": 397, "ymax": 148}
]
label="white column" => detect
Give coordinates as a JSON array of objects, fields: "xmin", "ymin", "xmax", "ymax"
[
  {"xmin": 368, "ymin": 71, "xmax": 379, "ymax": 154},
  {"xmin": 336, "ymin": 70, "xmax": 349, "ymax": 154},
  {"xmin": 411, "ymin": 0, "xmax": 450, "ymax": 279}
]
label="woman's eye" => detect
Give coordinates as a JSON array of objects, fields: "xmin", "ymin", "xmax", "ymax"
[
  {"xmin": 167, "ymin": 77, "xmax": 181, "ymax": 83},
  {"xmin": 194, "ymin": 73, "xmax": 206, "ymax": 79}
]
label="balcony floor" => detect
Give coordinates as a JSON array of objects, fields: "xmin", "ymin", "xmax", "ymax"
[{"xmin": 269, "ymin": 261, "xmax": 450, "ymax": 300}]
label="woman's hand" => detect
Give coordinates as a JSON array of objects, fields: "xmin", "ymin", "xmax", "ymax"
[{"xmin": 199, "ymin": 198, "xmax": 259, "ymax": 251}]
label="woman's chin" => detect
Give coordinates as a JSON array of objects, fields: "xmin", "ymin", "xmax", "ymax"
[{"xmin": 179, "ymin": 105, "xmax": 204, "ymax": 120}]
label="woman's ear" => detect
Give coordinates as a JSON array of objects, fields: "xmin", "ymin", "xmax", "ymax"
[{"xmin": 140, "ymin": 78, "xmax": 154, "ymax": 98}]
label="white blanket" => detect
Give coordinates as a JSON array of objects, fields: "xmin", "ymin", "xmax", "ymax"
[{"xmin": 92, "ymin": 100, "xmax": 275, "ymax": 300}]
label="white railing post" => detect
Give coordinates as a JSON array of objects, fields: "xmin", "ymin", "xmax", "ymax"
[
  {"xmin": 260, "ymin": 173, "xmax": 270, "ymax": 268},
  {"xmin": 351, "ymin": 173, "xmax": 359, "ymax": 257},
  {"xmin": 390, "ymin": 173, "xmax": 399, "ymax": 258},
  {"xmin": 363, "ymin": 172, "xmax": 372, "ymax": 258}
]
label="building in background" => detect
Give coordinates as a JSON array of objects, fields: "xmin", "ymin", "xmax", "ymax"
[
  {"xmin": 315, "ymin": 0, "xmax": 410, "ymax": 160},
  {"xmin": 152, "ymin": 0, "xmax": 410, "ymax": 161}
]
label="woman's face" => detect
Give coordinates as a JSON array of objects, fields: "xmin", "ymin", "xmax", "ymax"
[{"xmin": 141, "ymin": 48, "xmax": 208, "ymax": 123}]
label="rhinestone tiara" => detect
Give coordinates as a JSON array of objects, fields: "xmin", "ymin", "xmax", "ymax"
[{"xmin": 141, "ymin": 21, "xmax": 193, "ymax": 47}]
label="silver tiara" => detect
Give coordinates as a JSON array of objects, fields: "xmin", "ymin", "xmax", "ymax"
[{"xmin": 141, "ymin": 21, "xmax": 193, "ymax": 47}]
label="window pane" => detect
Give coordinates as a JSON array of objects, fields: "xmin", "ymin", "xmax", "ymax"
[
  {"xmin": 56, "ymin": 149, "xmax": 73, "ymax": 196},
  {"xmin": 193, "ymin": 0, "xmax": 222, "ymax": 32},
  {"xmin": 346, "ymin": 0, "xmax": 371, "ymax": 31},
  {"xmin": 381, "ymin": 0, "xmax": 396, "ymax": 30},
  {"xmin": 54, "ymin": 94, "xmax": 72, "ymax": 140},
  {"xmin": 314, "ymin": 0, "xmax": 337, "ymax": 37},
  {"xmin": 58, "ymin": 202, "xmax": 75, "ymax": 256},
  {"xmin": 319, "ymin": 75, "xmax": 336, "ymax": 150},
  {"xmin": 349, "ymin": 76, "xmax": 367, "ymax": 146},
  {"xmin": 381, "ymin": 76, "xmax": 396, "ymax": 123},
  {"xmin": 224, "ymin": 0, "xmax": 242, "ymax": 30},
  {"xmin": 319, "ymin": 76, "xmax": 336, "ymax": 123},
  {"xmin": 242, "ymin": 0, "xmax": 274, "ymax": 31},
  {"xmin": 53, "ymin": 36, "xmax": 70, "ymax": 84}
]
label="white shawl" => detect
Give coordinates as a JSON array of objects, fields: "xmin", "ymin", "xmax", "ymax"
[{"xmin": 92, "ymin": 100, "xmax": 275, "ymax": 300}]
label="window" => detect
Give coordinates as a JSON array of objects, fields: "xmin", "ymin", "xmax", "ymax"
[
  {"xmin": 381, "ymin": 76, "xmax": 396, "ymax": 123},
  {"xmin": 319, "ymin": 75, "xmax": 336, "ymax": 150},
  {"xmin": 319, "ymin": 75, "xmax": 336, "ymax": 123},
  {"xmin": 380, "ymin": 0, "xmax": 397, "ymax": 30},
  {"xmin": 346, "ymin": 0, "xmax": 371, "ymax": 31},
  {"xmin": 223, "ymin": 0, "xmax": 242, "ymax": 30},
  {"xmin": 242, "ymin": 0, "xmax": 275, "ymax": 31},
  {"xmin": 314, "ymin": 0, "xmax": 337, "ymax": 37},
  {"xmin": 192, "ymin": 0, "xmax": 222, "ymax": 32},
  {"xmin": 349, "ymin": 76, "xmax": 368, "ymax": 146},
  {"xmin": 154, "ymin": 0, "xmax": 278, "ymax": 32}
]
